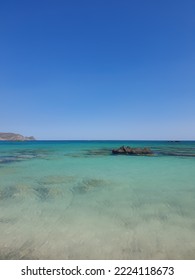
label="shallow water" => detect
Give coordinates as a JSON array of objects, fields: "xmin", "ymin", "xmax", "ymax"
[{"xmin": 0, "ymin": 141, "xmax": 195, "ymax": 259}]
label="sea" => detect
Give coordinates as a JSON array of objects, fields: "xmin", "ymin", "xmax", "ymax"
[{"xmin": 0, "ymin": 140, "xmax": 195, "ymax": 260}]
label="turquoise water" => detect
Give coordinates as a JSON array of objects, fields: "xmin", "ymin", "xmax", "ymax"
[{"xmin": 0, "ymin": 141, "xmax": 195, "ymax": 259}]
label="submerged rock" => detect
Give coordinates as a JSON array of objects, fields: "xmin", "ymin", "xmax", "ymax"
[
  {"xmin": 72, "ymin": 178, "xmax": 106, "ymax": 194},
  {"xmin": 112, "ymin": 146, "xmax": 153, "ymax": 156},
  {"xmin": 168, "ymin": 140, "xmax": 181, "ymax": 143}
]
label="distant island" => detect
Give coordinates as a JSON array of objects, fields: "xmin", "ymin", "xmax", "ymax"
[{"xmin": 0, "ymin": 132, "xmax": 35, "ymax": 141}]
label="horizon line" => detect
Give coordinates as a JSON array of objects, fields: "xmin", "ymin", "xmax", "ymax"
[{"xmin": 6, "ymin": 139, "xmax": 195, "ymax": 141}]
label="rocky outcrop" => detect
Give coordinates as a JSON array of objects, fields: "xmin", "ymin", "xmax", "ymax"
[
  {"xmin": 112, "ymin": 146, "xmax": 153, "ymax": 155},
  {"xmin": 0, "ymin": 132, "xmax": 35, "ymax": 141},
  {"xmin": 168, "ymin": 141, "xmax": 181, "ymax": 143}
]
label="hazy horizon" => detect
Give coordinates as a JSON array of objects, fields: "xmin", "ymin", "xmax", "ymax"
[{"xmin": 1, "ymin": 131, "xmax": 195, "ymax": 141}]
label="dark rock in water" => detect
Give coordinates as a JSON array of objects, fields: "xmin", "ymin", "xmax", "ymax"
[{"xmin": 112, "ymin": 146, "xmax": 153, "ymax": 155}]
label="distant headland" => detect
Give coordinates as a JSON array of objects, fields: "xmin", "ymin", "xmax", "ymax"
[{"xmin": 0, "ymin": 132, "xmax": 35, "ymax": 141}]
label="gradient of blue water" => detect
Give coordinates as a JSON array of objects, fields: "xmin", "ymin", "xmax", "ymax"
[{"xmin": 0, "ymin": 141, "xmax": 195, "ymax": 259}]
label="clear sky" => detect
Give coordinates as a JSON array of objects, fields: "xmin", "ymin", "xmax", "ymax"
[{"xmin": 0, "ymin": 0, "xmax": 194, "ymax": 140}]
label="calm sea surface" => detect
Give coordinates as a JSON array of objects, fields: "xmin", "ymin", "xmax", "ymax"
[{"xmin": 0, "ymin": 141, "xmax": 195, "ymax": 259}]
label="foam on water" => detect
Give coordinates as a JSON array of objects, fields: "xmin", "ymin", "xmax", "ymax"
[{"xmin": 0, "ymin": 141, "xmax": 195, "ymax": 259}]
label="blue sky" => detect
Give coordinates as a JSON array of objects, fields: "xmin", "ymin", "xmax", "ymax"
[{"xmin": 0, "ymin": 0, "xmax": 194, "ymax": 139}]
